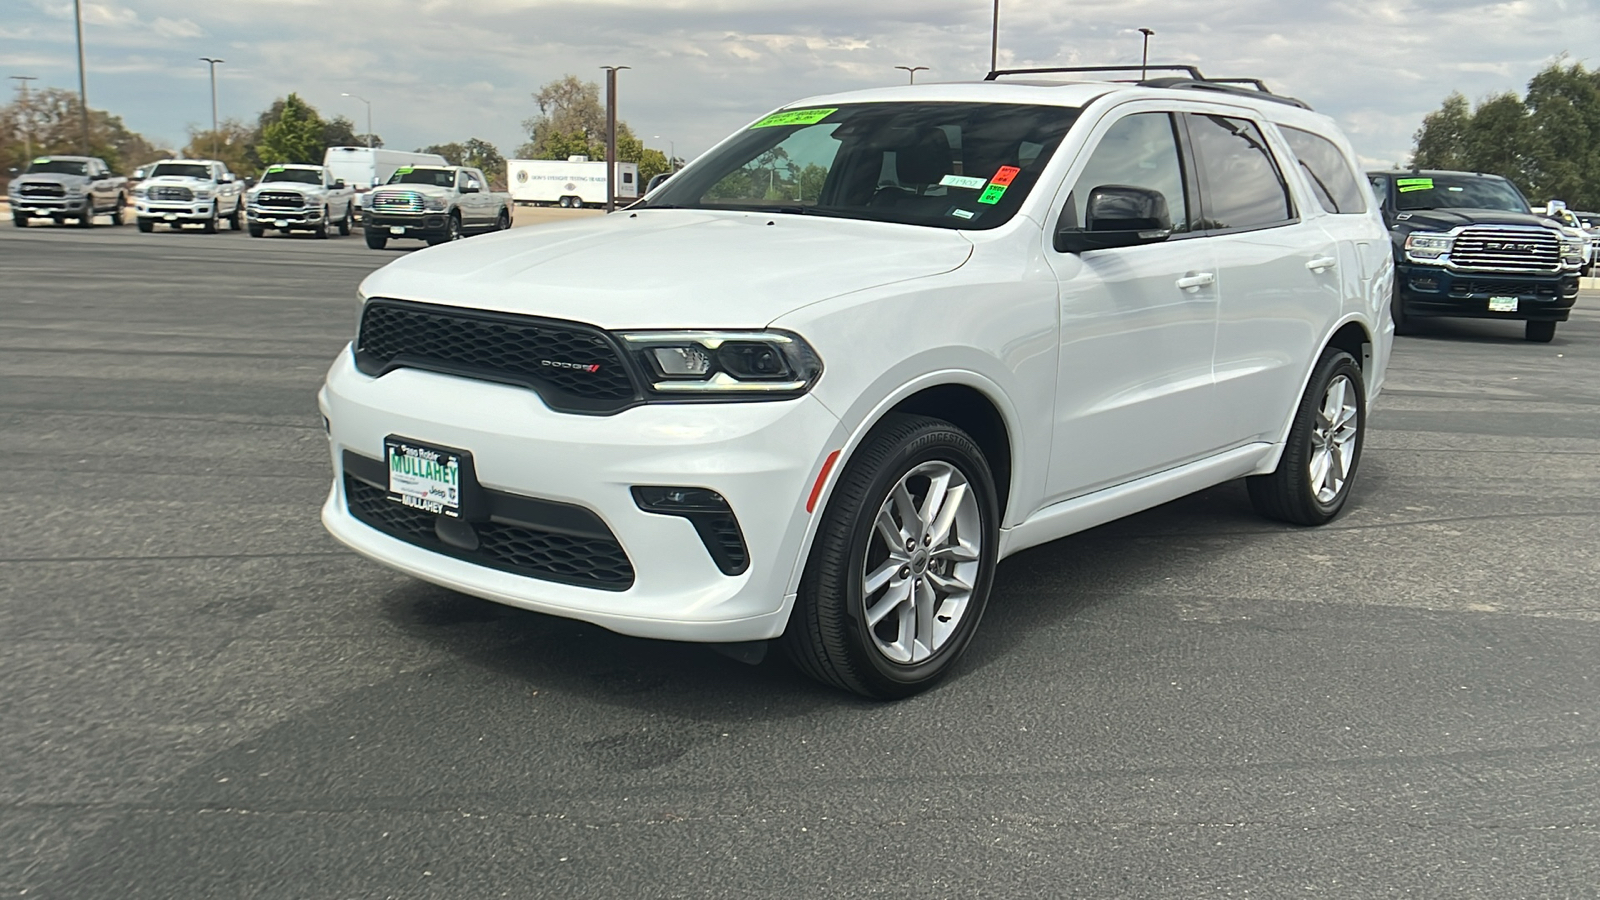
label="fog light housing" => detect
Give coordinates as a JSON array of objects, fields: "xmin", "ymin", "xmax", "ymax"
[{"xmin": 632, "ymin": 486, "xmax": 749, "ymax": 575}]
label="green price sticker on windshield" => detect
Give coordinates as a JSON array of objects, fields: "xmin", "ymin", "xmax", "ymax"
[
  {"xmin": 266, "ymin": 165, "xmax": 285, "ymax": 173},
  {"xmin": 1397, "ymin": 177, "xmax": 1434, "ymax": 193},
  {"xmin": 33, "ymin": 157, "xmax": 50, "ymax": 164},
  {"xmin": 395, "ymin": 166, "xmax": 414, "ymax": 175},
  {"xmin": 751, "ymin": 108, "xmax": 838, "ymax": 129}
]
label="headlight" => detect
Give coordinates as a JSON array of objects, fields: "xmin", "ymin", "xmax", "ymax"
[
  {"xmin": 132, "ymin": 187, "xmax": 147, "ymax": 198},
  {"xmin": 619, "ymin": 330, "xmax": 823, "ymax": 395},
  {"xmin": 423, "ymin": 196, "xmax": 447, "ymax": 211},
  {"xmin": 1403, "ymin": 231, "xmax": 1453, "ymax": 263},
  {"xmin": 1560, "ymin": 238, "xmax": 1586, "ymax": 267},
  {"xmin": 195, "ymin": 190, "xmax": 212, "ymax": 200},
  {"xmin": 66, "ymin": 184, "xmax": 86, "ymax": 196}
]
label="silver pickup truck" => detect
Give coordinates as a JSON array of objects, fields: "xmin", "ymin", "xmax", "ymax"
[
  {"xmin": 362, "ymin": 165, "xmax": 513, "ymax": 249},
  {"xmin": 8, "ymin": 156, "xmax": 128, "ymax": 227},
  {"xmin": 245, "ymin": 164, "xmax": 356, "ymax": 238}
]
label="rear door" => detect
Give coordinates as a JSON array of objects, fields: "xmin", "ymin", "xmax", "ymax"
[{"xmin": 1183, "ymin": 111, "xmax": 1336, "ymax": 445}]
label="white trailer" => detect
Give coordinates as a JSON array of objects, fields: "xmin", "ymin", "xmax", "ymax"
[
  {"xmin": 323, "ymin": 147, "xmax": 449, "ymax": 190},
  {"xmin": 507, "ymin": 157, "xmax": 640, "ymax": 208}
]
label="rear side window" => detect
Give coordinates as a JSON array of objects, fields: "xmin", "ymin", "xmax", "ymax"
[
  {"xmin": 1064, "ymin": 112, "xmax": 1190, "ymax": 234},
  {"xmin": 1280, "ymin": 126, "xmax": 1368, "ymax": 214},
  {"xmin": 1185, "ymin": 114, "xmax": 1295, "ymax": 232}
]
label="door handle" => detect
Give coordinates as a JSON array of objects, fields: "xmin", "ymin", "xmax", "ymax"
[
  {"xmin": 1175, "ymin": 272, "xmax": 1215, "ymax": 292},
  {"xmin": 1306, "ymin": 256, "xmax": 1338, "ymax": 273}
]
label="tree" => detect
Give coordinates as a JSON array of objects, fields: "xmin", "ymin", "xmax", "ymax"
[
  {"xmin": 1464, "ymin": 93, "xmax": 1535, "ymax": 195},
  {"xmin": 254, "ymin": 93, "xmax": 326, "ymax": 165},
  {"xmin": 0, "ymin": 87, "xmax": 161, "ymax": 174},
  {"xmin": 183, "ymin": 118, "xmax": 256, "ymax": 175},
  {"xmin": 417, "ymin": 142, "xmax": 467, "ymax": 165},
  {"xmin": 1411, "ymin": 92, "xmax": 1471, "ymax": 171}
]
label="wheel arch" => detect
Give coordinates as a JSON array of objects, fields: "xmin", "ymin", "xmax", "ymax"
[
  {"xmin": 884, "ymin": 384, "xmax": 1014, "ymax": 522},
  {"xmin": 1256, "ymin": 314, "xmax": 1377, "ymax": 475}
]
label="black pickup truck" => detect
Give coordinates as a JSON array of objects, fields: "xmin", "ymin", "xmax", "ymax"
[{"xmin": 1368, "ymin": 169, "xmax": 1583, "ymax": 342}]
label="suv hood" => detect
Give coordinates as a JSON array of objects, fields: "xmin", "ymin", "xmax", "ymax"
[
  {"xmin": 1391, "ymin": 208, "xmax": 1558, "ymax": 234},
  {"xmin": 359, "ymin": 209, "xmax": 975, "ymax": 330}
]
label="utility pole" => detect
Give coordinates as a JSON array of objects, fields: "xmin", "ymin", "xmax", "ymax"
[
  {"xmin": 1139, "ymin": 28, "xmax": 1155, "ymax": 81},
  {"xmin": 200, "ymin": 58, "xmax": 224, "ymax": 158},
  {"xmin": 342, "ymin": 93, "xmax": 373, "ymax": 148},
  {"xmin": 73, "ymin": 0, "xmax": 91, "ymax": 155},
  {"xmin": 990, "ymin": 0, "xmax": 1000, "ymax": 74},
  {"xmin": 895, "ymin": 66, "xmax": 929, "ymax": 84},
  {"xmin": 9, "ymin": 76, "xmax": 38, "ymax": 159},
  {"xmin": 600, "ymin": 65, "xmax": 629, "ymax": 212}
]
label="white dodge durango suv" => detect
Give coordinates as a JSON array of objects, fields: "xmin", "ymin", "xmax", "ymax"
[{"xmin": 319, "ymin": 66, "xmax": 1393, "ymax": 698}]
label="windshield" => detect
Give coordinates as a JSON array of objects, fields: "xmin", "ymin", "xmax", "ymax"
[
  {"xmin": 387, "ymin": 167, "xmax": 455, "ymax": 187},
  {"xmin": 1394, "ymin": 174, "xmax": 1529, "ymax": 213},
  {"xmin": 260, "ymin": 167, "xmax": 323, "ymax": 185},
  {"xmin": 150, "ymin": 163, "xmax": 212, "ymax": 180},
  {"xmin": 25, "ymin": 159, "xmax": 89, "ymax": 176},
  {"xmin": 638, "ymin": 101, "xmax": 1082, "ymax": 230}
]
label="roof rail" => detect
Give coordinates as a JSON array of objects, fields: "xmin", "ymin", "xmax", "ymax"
[{"xmin": 984, "ymin": 64, "xmax": 1312, "ymax": 111}]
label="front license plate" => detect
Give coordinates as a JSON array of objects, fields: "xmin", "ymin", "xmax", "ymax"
[
  {"xmin": 1489, "ymin": 296, "xmax": 1518, "ymax": 313},
  {"xmin": 385, "ymin": 438, "xmax": 463, "ymax": 517},
  {"xmin": 164, "ymin": 214, "xmax": 177, "ymax": 221},
  {"xmin": 390, "ymin": 226, "xmax": 405, "ymax": 235},
  {"xmin": 274, "ymin": 219, "xmax": 288, "ymax": 227}
]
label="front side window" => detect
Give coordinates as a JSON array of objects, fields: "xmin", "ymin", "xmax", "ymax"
[
  {"xmin": 1186, "ymin": 114, "xmax": 1295, "ymax": 231},
  {"xmin": 639, "ymin": 101, "xmax": 1082, "ymax": 230},
  {"xmin": 1280, "ymin": 126, "xmax": 1368, "ymax": 214},
  {"xmin": 388, "ymin": 167, "xmax": 457, "ymax": 188},
  {"xmin": 1061, "ymin": 112, "xmax": 1190, "ymax": 235}
]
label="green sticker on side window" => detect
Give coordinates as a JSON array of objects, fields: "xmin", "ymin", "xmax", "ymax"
[
  {"xmin": 751, "ymin": 108, "xmax": 838, "ymax": 128},
  {"xmin": 1396, "ymin": 177, "xmax": 1433, "ymax": 193},
  {"xmin": 977, "ymin": 184, "xmax": 1008, "ymax": 205}
]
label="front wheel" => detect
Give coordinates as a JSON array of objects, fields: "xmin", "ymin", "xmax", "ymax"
[
  {"xmin": 11, "ymin": 213, "xmax": 26, "ymax": 228},
  {"xmin": 313, "ymin": 208, "xmax": 330, "ymax": 239},
  {"xmin": 496, "ymin": 208, "xmax": 511, "ymax": 231},
  {"xmin": 227, "ymin": 202, "xmax": 242, "ymax": 231},
  {"xmin": 248, "ymin": 224, "xmax": 265, "ymax": 238},
  {"xmin": 783, "ymin": 414, "xmax": 999, "ymax": 699},
  {"xmin": 1525, "ymin": 320, "xmax": 1557, "ymax": 343},
  {"xmin": 77, "ymin": 202, "xmax": 95, "ymax": 228},
  {"xmin": 364, "ymin": 229, "xmax": 388, "ymax": 250},
  {"xmin": 1390, "ymin": 282, "xmax": 1416, "ymax": 335},
  {"xmin": 136, "ymin": 218, "xmax": 154, "ymax": 233},
  {"xmin": 1247, "ymin": 349, "xmax": 1365, "ymax": 526},
  {"xmin": 110, "ymin": 195, "xmax": 126, "ymax": 226},
  {"xmin": 202, "ymin": 205, "xmax": 219, "ymax": 234}
]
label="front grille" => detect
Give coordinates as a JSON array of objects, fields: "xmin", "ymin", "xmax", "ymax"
[
  {"xmin": 344, "ymin": 476, "xmax": 635, "ymax": 590},
  {"xmin": 371, "ymin": 190, "xmax": 424, "ymax": 213},
  {"xmin": 1449, "ymin": 226, "xmax": 1561, "ymax": 273},
  {"xmin": 254, "ymin": 191, "xmax": 305, "ymax": 209},
  {"xmin": 354, "ymin": 299, "xmax": 640, "ymax": 414},
  {"xmin": 150, "ymin": 185, "xmax": 195, "ymax": 202},
  {"xmin": 20, "ymin": 183, "xmax": 65, "ymax": 198},
  {"xmin": 1450, "ymin": 279, "xmax": 1558, "ymax": 298}
]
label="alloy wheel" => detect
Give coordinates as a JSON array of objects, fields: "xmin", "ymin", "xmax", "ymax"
[{"xmin": 1309, "ymin": 374, "xmax": 1359, "ymax": 503}]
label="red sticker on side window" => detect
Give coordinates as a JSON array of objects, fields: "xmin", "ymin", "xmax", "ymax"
[{"xmin": 988, "ymin": 166, "xmax": 1021, "ymax": 187}]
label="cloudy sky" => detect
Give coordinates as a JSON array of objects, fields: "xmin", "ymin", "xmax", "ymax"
[{"xmin": 3, "ymin": 0, "xmax": 1595, "ymax": 167}]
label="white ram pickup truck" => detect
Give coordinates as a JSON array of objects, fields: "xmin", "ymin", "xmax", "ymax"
[
  {"xmin": 8, "ymin": 155, "xmax": 128, "ymax": 227},
  {"xmin": 245, "ymin": 164, "xmax": 356, "ymax": 238},
  {"xmin": 362, "ymin": 165, "xmax": 513, "ymax": 249},
  {"xmin": 133, "ymin": 159, "xmax": 245, "ymax": 233}
]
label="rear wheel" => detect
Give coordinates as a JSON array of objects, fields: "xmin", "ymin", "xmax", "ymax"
[
  {"xmin": 364, "ymin": 229, "xmax": 387, "ymax": 250},
  {"xmin": 1525, "ymin": 320, "xmax": 1557, "ymax": 343},
  {"xmin": 110, "ymin": 195, "xmax": 126, "ymax": 226},
  {"xmin": 338, "ymin": 205, "xmax": 352, "ymax": 236},
  {"xmin": 783, "ymin": 414, "xmax": 999, "ymax": 699},
  {"xmin": 1247, "ymin": 349, "xmax": 1365, "ymax": 526}
]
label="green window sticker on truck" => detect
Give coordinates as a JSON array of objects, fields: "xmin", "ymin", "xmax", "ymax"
[
  {"xmin": 751, "ymin": 108, "xmax": 838, "ymax": 129},
  {"xmin": 266, "ymin": 165, "xmax": 285, "ymax": 173},
  {"xmin": 1396, "ymin": 177, "xmax": 1434, "ymax": 193},
  {"xmin": 33, "ymin": 157, "xmax": 50, "ymax": 164},
  {"xmin": 394, "ymin": 166, "xmax": 414, "ymax": 175}
]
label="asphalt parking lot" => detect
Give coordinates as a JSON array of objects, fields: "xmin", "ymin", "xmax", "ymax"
[{"xmin": 2, "ymin": 222, "xmax": 1597, "ymax": 899}]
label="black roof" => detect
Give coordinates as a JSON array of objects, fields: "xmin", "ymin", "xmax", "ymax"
[{"xmin": 984, "ymin": 64, "xmax": 1311, "ymax": 110}]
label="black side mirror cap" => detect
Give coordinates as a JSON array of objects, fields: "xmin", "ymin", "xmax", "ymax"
[
  {"xmin": 645, "ymin": 173, "xmax": 672, "ymax": 193},
  {"xmin": 1056, "ymin": 184, "xmax": 1174, "ymax": 253}
]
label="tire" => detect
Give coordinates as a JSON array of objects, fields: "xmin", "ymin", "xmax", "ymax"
[
  {"xmin": 496, "ymin": 208, "xmax": 511, "ymax": 231},
  {"xmin": 364, "ymin": 229, "xmax": 388, "ymax": 250},
  {"xmin": 11, "ymin": 213, "xmax": 26, "ymax": 228},
  {"xmin": 338, "ymin": 205, "xmax": 352, "ymax": 236},
  {"xmin": 1390, "ymin": 281, "xmax": 1416, "ymax": 335},
  {"xmin": 313, "ymin": 208, "xmax": 330, "ymax": 239},
  {"xmin": 202, "ymin": 205, "xmax": 218, "ymax": 234},
  {"xmin": 248, "ymin": 225, "xmax": 265, "ymax": 238},
  {"xmin": 136, "ymin": 218, "xmax": 154, "ymax": 233},
  {"xmin": 227, "ymin": 202, "xmax": 242, "ymax": 231},
  {"xmin": 782, "ymin": 414, "xmax": 1000, "ymax": 699},
  {"xmin": 1525, "ymin": 320, "xmax": 1557, "ymax": 343},
  {"xmin": 110, "ymin": 195, "xmax": 126, "ymax": 226},
  {"xmin": 77, "ymin": 201, "xmax": 95, "ymax": 228},
  {"xmin": 426, "ymin": 214, "xmax": 462, "ymax": 246},
  {"xmin": 1247, "ymin": 349, "xmax": 1365, "ymax": 526}
]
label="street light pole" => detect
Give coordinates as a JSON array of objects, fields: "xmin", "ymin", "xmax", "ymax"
[
  {"xmin": 894, "ymin": 65, "xmax": 930, "ymax": 84},
  {"xmin": 341, "ymin": 93, "xmax": 373, "ymax": 148},
  {"xmin": 990, "ymin": 0, "xmax": 1000, "ymax": 74},
  {"xmin": 72, "ymin": 0, "xmax": 90, "ymax": 155},
  {"xmin": 199, "ymin": 57, "xmax": 224, "ymax": 158},
  {"xmin": 653, "ymin": 135, "xmax": 676, "ymax": 171},
  {"xmin": 600, "ymin": 65, "xmax": 630, "ymax": 212},
  {"xmin": 9, "ymin": 76, "xmax": 38, "ymax": 159},
  {"xmin": 1138, "ymin": 28, "xmax": 1155, "ymax": 81}
]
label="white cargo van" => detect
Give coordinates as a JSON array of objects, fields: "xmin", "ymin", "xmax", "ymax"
[
  {"xmin": 506, "ymin": 157, "xmax": 639, "ymax": 207},
  {"xmin": 324, "ymin": 147, "xmax": 450, "ymax": 190}
]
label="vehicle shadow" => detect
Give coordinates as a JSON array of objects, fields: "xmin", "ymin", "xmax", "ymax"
[{"xmin": 1400, "ymin": 317, "xmax": 1546, "ymax": 344}]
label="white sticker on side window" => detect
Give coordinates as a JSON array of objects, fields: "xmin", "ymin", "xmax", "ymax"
[{"xmin": 939, "ymin": 174, "xmax": 989, "ymax": 190}]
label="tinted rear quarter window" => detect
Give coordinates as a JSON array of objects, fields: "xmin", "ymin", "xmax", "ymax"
[
  {"xmin": 1185, "ymin": 114, "xmax": 1295, "ymax": 232},
  {"xmin": 1280, "ymin": 126, "xmax": 1367, "ymax": 214}
]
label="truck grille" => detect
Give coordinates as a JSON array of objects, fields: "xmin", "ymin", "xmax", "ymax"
[
  {"xmin": 19, "ymin": 183, "xmax": 66, "ymax": 198},
  {"xmin": 353, "ymin": 299, "xmax": 641, "ymax": 414},
  {"xmin": 254, "ymin": 191, "xmax": 305, "ymax": 209},
  {"xmin": 150, "ymin": 185, "xmax": 195, "ymax": 202},
  {"xmin": 371, "ymin": 190, "xmax": 424, "ymax": 213},
  {"xmin": 344, "ymin": 475, "xmax": 635, "ymax": 590},
  {"xmin": 1449, "ymin": 226, "xmax": 1561, "ymax": 273}
]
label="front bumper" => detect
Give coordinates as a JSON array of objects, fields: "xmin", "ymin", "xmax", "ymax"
[
  {"xmin": 1395, "ymin": 264, "xmax": 1578, "ymax": 321},
  {"xmin": 365, "ymin": 212, "xmax": 448, "ymax": 239},
  {"xmin": 247, "ymin": 205, "xmax": 325, "ymax": 228},
  {"xmin": 12, "ymin": 197, "xmax": 91, "ymax": 216},
  {"xmin": 136, "ymin": 200, "xmax": 217, "ymax": 222},
  {"xmin": 318, "ymin": 349, "xmax": 843, "ymax": 642}
]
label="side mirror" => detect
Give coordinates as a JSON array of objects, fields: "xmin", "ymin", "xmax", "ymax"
[
  {"xmin": 1056, "ymin": 185, "xmax": 1173, "ymax": 253},
  {"xmin": 645, "ymin": 173, "xmax": 673, "ymax": 194},
  {"xmin": 220, "ymin": 173, "xmax": 235, "ymax": 183},
  {"xmin": 334, "ymin": 179, "xmax": 346, "ymax": 189},
  {"xmin": 463, "ymin": 180, "xmax": 481, "ymax": 193}
]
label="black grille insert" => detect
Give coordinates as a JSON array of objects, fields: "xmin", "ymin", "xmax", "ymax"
[
  {"xmin": 344, "ymin": 474, "xmax": 635, "ymax": 591},
  {"xmin": 1450, "ymin": 279, "xmax": 1558, "ymax": 298},
  {"xmin": 355, "ymin": 299, "xmax": 640, "ymax": 414}
]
